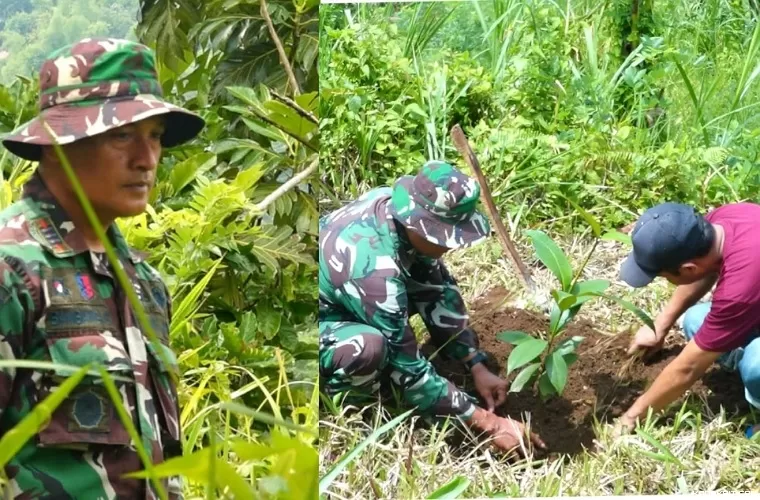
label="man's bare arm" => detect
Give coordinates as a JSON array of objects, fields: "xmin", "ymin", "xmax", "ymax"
[{"xmin": 655, "ymin": 273, "xmax": 718, "ymax": 332}]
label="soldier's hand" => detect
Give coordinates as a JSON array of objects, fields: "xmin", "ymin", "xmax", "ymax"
[
  {"xmin": 471, "ymin": 364, "xmax": 508, "ymax": 412},
  {"xmin": 469, "ymin": 408, "xmax": 546, "ymax": 456},
  {"xmin": 627, "ymin": 324, "xmax": 667, "ymax": 360}
]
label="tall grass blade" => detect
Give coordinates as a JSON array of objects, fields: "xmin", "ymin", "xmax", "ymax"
[
  {"xmin": 427, "ymin": 476, "xmax": 471, "ymax": 499},
  {"xmin": 319, "ymin": 408, "xmax": 414, "ymax": 494}
]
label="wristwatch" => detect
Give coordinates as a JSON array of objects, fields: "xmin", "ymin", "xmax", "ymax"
[{"xmin": 464, "ymin": 351, "xmax": 488, "ymax": 370}]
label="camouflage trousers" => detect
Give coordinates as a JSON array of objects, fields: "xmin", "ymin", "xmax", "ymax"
[{"xmin": 319, "ymin": 317, "xmax": 478, "ymax": 417}]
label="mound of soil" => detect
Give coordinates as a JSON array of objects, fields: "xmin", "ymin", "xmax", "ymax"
[{"xmin": 422, "ymin": 287, "xmax": 749, "ymax": 457}]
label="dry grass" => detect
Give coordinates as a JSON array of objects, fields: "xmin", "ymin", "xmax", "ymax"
[{"xmin": 320, "ymin": 236, "xmax": 760, "ymax": 498}]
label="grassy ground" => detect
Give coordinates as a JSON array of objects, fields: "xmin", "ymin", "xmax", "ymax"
[{"xmin": 319, "ymin": 235, "xmax": 760, "ymax": 498}]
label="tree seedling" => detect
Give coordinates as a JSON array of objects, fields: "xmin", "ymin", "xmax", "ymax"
[{"xmin": 498, "ymin": 205, "xmax": 653, "ymax": 400}]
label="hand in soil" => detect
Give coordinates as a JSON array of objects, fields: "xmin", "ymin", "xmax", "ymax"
[
  {"xmin": 471, "ymin": 365, "xmax": 508, "ymax": 412},
  {"xmin": 470, "ymin": 408, "xmax": 547, "ymax": 456},
  {"xmin": 627, "ymin": 324, "xmax": 666, "ymax": 360}
]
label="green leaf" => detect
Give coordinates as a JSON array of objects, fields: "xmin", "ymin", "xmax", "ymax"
[
  {"xmin": 126, "ymin": 446, "xmax": 254, "ymax": 497},
  {"xmin": 0, "ymin": 364, "xmax": 90, "ymax": 467},
  {"xmin": 509, "ymin": 363, "xmax": 540, "ymax": 393},
  {"xmin": 551, "ymin": 289, "xmax": 578, "ymax": 311},
  {"xmin": 538, "ymin": 372, "xmax": 556, "ymax": 399},
  {"xmin": 635, "ymin": 428, "xmax": 684, "ymax": 467},
  {"xmin": 168, "ymin": 152, "xmax": 216, "ymax": 195},
  {"xmin": 427, "ymin": 476, "xmax": 471, "ymax": 499},
  {"xmin": 170, "ymin": 259, "xmax": 222, "ymax": 337},
  {"xmin": 258, "ymin": 302, "xmax": 282, "ymax": 340},
  {"xmin": 249, "ymin": 225, "xmax": 315, "ymax": 271},
  {"xmin": 496, "ymin": 331, "xmax": 533, "ymax": 345},
  {"xmin": 507, "ymin": 338, "xmax": 547, "ymax": 375},
  {"xmin": 546, "ymin": 350, "xmax": 568, "ymax": 394},
  {"xmin": 555, "ymin": 336, "xmax": 584, "ymax": 356},
  {"xmin": 549, "ymin": 303, "xmax": 572, "ymax": 334},
  {"xmin": 560, "ymin": 195, "xmax": 602, "ymax": 237},
  {"xmin": 319, "ymin": 409, "xmax": 414, "ymax": 494},
  {"xmin": 563, "ymin": 352, "xmax": 578, "ymax": 367},
  {"xmin": 571, "ymin": 279, "xmax": 610, "ymax": 295},
  {"xmin": 524, "ymin": 230, "xmax": 573, "ymax": 291},
  {"xmin": 601, "ymin": 230, "xmax": 632, "ymax": 245},
  {"xmin": 594, "ymin": 293, "xmax": 655, "ymax": 330}
]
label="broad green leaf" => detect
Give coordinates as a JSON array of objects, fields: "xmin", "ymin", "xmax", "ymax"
[
  {"xmin": 510, "ymin": 363, "xmax": 540, "ymax": 393},
  {"xmin": 0, "ymin": 364, "xmax": 90, "ymax": 467},
  {"xmin": 549, "ymin": 303, "xmax": 572, "ymax": 335},
  {"xmin": 320, "ymin": 409, "xmax": 414, "ymax": 494},
  {"xmin": 242, "ymin": 116, "xmax": 287, "ymax": 143},
  {"xmin": 168, "ymin": 152, "xmax": 216, "ymax": 195},
  {"xmin": 601, "ymin": 230, "xmax": 632, "ymax": 245},
  {"xmin": 546, "ymin": 350, "xmax": 568, "ymax": 394},
  {"xmin": 551, "ymin": 289, "xmax": 578, "ymax": 311},
  {"xmin": 555, "ymin": 336, "xmax": 584, "ymax": 356},
  {"xmin": 126, "ymin": 446, "xmax": 254, "ymax": 497},
  {"xmin": 258, "ymin": 302, "xmax": 282, "ymax": 340},
  {"xmin": 524, "ymin": 230, "xmax": 573, "ymax": 291},
  {"xmin": 538, "ymin": 372, "xmax": 556, "ymax": 399},
  {"xmin": 572, "ymin": 279, "xmax": 610, "ymax": 296},
  {"xmin": 427, "ymin": 476, "xmax": 471, "ymax": 499},
  {"xmin": 563, "ymin": 352, "xmax": 578, "ymax": 367},
  {"xmin": 594, "ymin": 293, "xmax": 655, "ymax": 330},
  {"xmin": 496, "ymin": 331, "xmax": 533, "ymax": 345},
  {"xmin": 507, "ymin": 338, "xmax": 547, "ymax": 375}
]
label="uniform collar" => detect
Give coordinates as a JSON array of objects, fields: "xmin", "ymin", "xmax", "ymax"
[{"xmin": 22, "ymin": 171, "xmax": 145, "ymax": 264}]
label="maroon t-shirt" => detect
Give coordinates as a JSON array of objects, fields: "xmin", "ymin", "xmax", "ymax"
[{"xmin": 695, "ymin": 203, "xmax": 760, "ymax": 352}]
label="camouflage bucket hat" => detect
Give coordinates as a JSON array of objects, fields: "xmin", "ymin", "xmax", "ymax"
[
  {"xmin": 2, "ymin": 38, "xmax": 205, "ymax": 161},
  {"xmin": 389, "ymin": 161, "xmax": 491, "ymax": 249}
]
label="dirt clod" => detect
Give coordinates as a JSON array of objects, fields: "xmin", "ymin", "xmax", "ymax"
[{"xmin": 423, "ymin": 287, "xmax": 749, "ymax": 456}]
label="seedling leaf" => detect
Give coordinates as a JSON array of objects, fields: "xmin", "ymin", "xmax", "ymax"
[
  {"xmin": 594, "ymin": 293, "xmax": 655, "ymax": 330},
  {"xmin": 524, "ymin": 229, "xmax": 573, "ymax": 291},
  {"xmin": 497, "ymin": 331, "xmax": 533, "ymax": 345},
  {"xmin": 572, "ymin": 279, "xmax": 610, "ymax": 295},
  {"xmin": 510, "ymin": 363, "xmax": 541, "ymax": 393},
  {"xmin": 538, "ymin": 372, "xmax": 556, "ymax": 399},
  {"xmin": 507, "ymin": 338, "xmax": 547, "ymax": 375},
  {"xmin": 547, "ymin": 350, "xmax": 568, "ymax": 394}
]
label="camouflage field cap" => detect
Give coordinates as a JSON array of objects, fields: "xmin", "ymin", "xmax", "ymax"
[
  {"xmin": 389, "ymin": 161, "xmax": 491, "ymax": 249},
  {"xmin": 2, "ymin": 38, "xmax": 205, "ymax": 161}
]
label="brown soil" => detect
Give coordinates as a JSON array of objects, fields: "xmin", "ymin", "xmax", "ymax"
[{"xmin": 422, "ymin": 287, "xmax": 749, "ymax": 457}]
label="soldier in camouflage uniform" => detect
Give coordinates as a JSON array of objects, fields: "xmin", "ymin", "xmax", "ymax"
[
  {"xmin": 320, "ymin": 162, "xmax": 546, "ymax": 454},
  {"xmin": 0, "ymin": 38, "xmax": 204, "ymax": 499}
]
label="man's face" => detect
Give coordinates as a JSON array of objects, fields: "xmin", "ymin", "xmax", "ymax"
[
  {"xmin": 48, "ymin": 116, "xmax": 165, "ymax": 220},
  {"xmin": 406, "ymin": 229, "xmax": 451, "ymax": 259}
]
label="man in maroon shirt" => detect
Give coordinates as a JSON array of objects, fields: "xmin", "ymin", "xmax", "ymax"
[{"xmin": 617, "ymin": 202, "xmax": 760, "ymax": 437}]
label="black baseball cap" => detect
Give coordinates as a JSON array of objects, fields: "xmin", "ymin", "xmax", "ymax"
[{"xmin": 620, "ymin": 203, "xmax": 713, "ymax": 288}]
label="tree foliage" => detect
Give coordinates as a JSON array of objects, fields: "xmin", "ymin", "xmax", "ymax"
[{"xmin": 0, "ymin": 0, "xmax": 140, "ymax": 84}]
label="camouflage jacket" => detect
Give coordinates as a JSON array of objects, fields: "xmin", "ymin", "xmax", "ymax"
[
  {"xmin": 0, "ymin": 172, "xmax": 182, "ymax": 499},
  {"xmin": 319, "ymin": 188, "xmax": 478, "ymax": 419}
]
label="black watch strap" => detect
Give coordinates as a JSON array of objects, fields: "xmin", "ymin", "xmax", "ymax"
[{"xmin": 464, "ymin": 351, "xmax": 488, "ymax": 370}]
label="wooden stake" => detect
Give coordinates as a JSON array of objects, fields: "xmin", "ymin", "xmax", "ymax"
[{"xmin": 450, "ymin": 124, "xmax": 536, "ymax": 292}]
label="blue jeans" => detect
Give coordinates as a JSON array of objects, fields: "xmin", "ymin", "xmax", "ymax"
[{"xmin": 682, "ymin": 302, "xmax": 760, "ymax": 409}]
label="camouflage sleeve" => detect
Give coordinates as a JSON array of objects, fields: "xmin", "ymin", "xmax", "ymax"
[
  {"xmin": 339, "ymin": 275, "xmax": 475, "ymax": 419},
  {"xmin": 0, "ymin": 260, "xmax": 33, "ymax": 419},
  {"xmin": 409, "ymin": 258, "xmax": 478, "ymax": 362}
]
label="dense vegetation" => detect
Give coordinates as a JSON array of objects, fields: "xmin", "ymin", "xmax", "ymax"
[
  {"xmin": 0, "ymin": 0, "xmax": 318, "ymax": 497},
  {"xmin": 320, "ymin": 0, "xmax": 760, "ymax": 230},
  {"xmin": 319, "ymin": 1, "xmax": 760, "ymax": 497}
]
